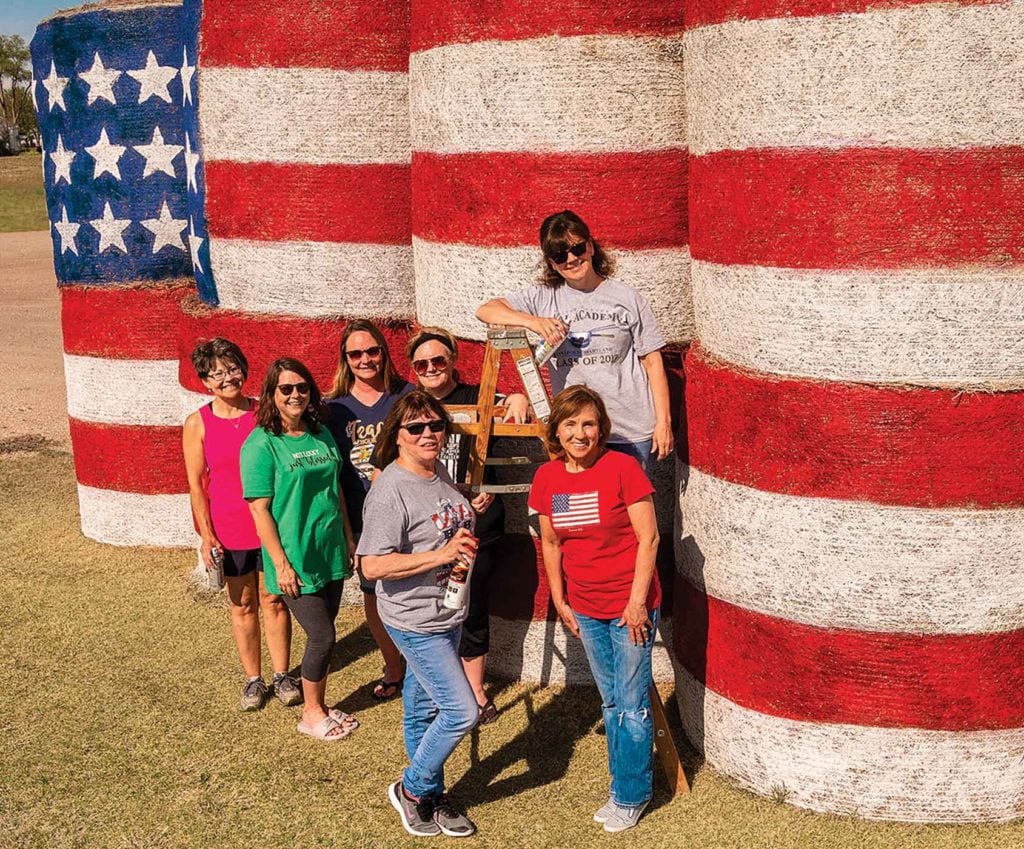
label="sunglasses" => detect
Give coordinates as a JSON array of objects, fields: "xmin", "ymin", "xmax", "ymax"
[
  {"xmin": 412, "ymin": 355, "xmax": 450, "ymax": 376},
  {"xmin": 400, "ymin": 419, "xmax": 446, "ymax": 436},
  {"xmin": 345, "ymin": 345, "xmax": 382, "ymax": 361},
  {"xmin": 547, "ymin": 241, "xmax": 588, "ymax": 265},
  {"xmin": 277, "ymin": 382, "xmax": 310, "ymax": 397}
]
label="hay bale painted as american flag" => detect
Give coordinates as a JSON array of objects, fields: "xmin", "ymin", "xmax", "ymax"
[
  {"xmin": 31, "ymin": 0, "xmax": 195, "ymax": 546},
  {"xmin": 676, "ymin": 0, "xmax": 1024, "ymax": 822}
]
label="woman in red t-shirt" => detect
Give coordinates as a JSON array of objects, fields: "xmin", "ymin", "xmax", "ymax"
[{"xmin": 528, "ymin": 385, "xmax": 660, "ymax": 834}]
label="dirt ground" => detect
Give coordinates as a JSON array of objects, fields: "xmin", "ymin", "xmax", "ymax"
[{"xmin": 0, "ymin": 230, "xmax": 69, "ymax": 449}]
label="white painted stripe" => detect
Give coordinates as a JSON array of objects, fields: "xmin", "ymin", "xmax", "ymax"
[
  {"xmin": 686, "ymin": 2, "xmax": 1024, "ymax": 155},
  {"xmin": 413, "ymin": 237, "xmax": 693, "ymax": 344},
  {"xmin": 692, "ymin": 260, "xmax": 1024, "ymax": 389},
  {"xmin": 77, "ymin": 484, "xmax": 195, "ymax": 548},
  {"xmin": 678, "ymin": 463, "xmax": 1024, "ymax": 635},
  {"xmin": 199, "ymin": 67, "xmax": 410, "ymax": 164},
  {"xmin": 210, "ymin": 238, "xmax": 416, "ymax": 319},
  {"xmin": 489, "ymin": 615, "xmax": 674, "ymax": 685},
  {"xmin": 64, "ymin": 355, "xmax": 183, "ymax": 425},
  {"xmin": 675, "ymin": 666, "xmax": 1024, "ymax": 823},
  {"xmin": 179, "ymin": 385, "xmax": 210, "ymax": 419},
  {"xmin": 411, "ymin": 35, "xmax": 685, "ymax": 154}
]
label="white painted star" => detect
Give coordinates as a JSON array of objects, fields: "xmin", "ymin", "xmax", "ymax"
[
  {"xmin": 188, "ymin": 217, "xmax": 205, "ymax": 274},
  {"xmin": 89, "ymin": 202, "xmax": 132, "ymax": 254},
  {"xmin": 133, "ymin": 126, "xmax": 183, "ymax": 178},
  {"xmin": 127, "ymin": 50, "xmax": 177, "ymax": 104},
  {"xmin": 184, "ymin": 133, "xmax": 199, "ymax": 192},
  {"xmin": 50, "ymin": 134, "xmax": 76, "ymax": 185},
  {"xmin": 53, "ymin": 205, "xmax": 80, "ymax": 256},
  {"xmin": 180, "ymin": 46, "xmax": 196, "ymax": 106},
  {"xmin": 41, "ymin": 60, "xmax": 69, "ymax": 112},
  {"xmin": 141, "ymin": 201, "xmax": 187, "ymax": 253},
  {"xmin": 85, "ymin": 127, "xmax": 127, "ymax": 181},
  {"xmin": 79, "ymin": 52, "xmax": 122, "ymax": 106}
]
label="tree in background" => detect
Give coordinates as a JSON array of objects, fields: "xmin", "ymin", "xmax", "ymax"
[{"xmin": 0, "ymin": 35, "xmax": 37, "ymax": 151}]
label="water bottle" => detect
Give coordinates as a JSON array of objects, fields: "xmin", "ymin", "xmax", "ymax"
[
  {"xmin": 208, "ymin": 546, "xmax": 225, "ymax": 591},
  {"xmin": 442, "ymin": 552, "xmax": 475, "ymax": 610}
]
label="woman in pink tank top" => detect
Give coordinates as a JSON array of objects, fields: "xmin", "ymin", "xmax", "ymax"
[{"xmin": 182, "ymin": 338, "xmax": 300, "ymax": 712}]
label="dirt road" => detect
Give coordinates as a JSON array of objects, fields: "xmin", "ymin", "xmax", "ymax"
[{"xmin": 1, "ymin": 230, "xmax": 69, "ymax": 449}]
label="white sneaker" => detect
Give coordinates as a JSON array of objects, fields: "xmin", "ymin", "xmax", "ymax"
[{"xmin": 602, "ymin": 799, "xmax": 650, "ymax": 833}]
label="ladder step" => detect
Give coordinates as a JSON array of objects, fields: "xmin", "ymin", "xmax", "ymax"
[
  {"xmin": 476, "ymin": 483, "xmax": 533, "ymax": 494},
  {"xmin": 484, "ymin": 456, "xmax": 548, "ymax": 466}
]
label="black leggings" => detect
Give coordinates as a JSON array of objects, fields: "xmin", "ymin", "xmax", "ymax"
[{"xmin": 283, "ymin": 579, "xmax": 343, "ymax": 681}]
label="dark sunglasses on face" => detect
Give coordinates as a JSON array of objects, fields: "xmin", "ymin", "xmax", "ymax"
[
  {"xmin": 412, "ymin": 355, "xmax": 450, "ymax": 376},
  {"xmin": 277, "ymin": 382, "xmax": 310, "ymax": 397},
  {"xmin": 547, "ymin": 241, "xmax": 588, "ymax": 265},
  {"xmin": 345, "ymin": 345, "xmax": 382, "ymax": 361},
  {"xmin": 400, "ymin": 419, "xmax": 446, "ymax": 436}
]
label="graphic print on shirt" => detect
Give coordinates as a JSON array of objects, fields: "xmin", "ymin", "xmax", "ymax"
[
  {"xmin": 431, "ymin": 497, "xmax": 474, "ymax": 587},
  {"xmin": 346, "ymin": 419, "xmax": 382, "ymax": 484},
  {"xmin": 551, "ymin": 491, "xmax": 600, "ymax": 529},
  {"xmin": 553, "ymin": 305, "xmax": 632, "ymax": 371},
  {"xmin": 287, "ymin": 446, "xmax": 337, "ymax": 472}
]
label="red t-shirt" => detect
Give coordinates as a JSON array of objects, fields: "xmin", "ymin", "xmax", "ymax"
[{"xmin": 528, "ymin": 449, "xmax": 660, "ymax": 619}]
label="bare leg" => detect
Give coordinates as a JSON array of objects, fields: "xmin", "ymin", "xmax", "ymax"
[
  {"xmin": 226, "ymin": 574, "xmax": 261, "ymax": 678},
  {"xmin": 300, "ymin": 676, "xmax": 330, "ymax": 726},
  {"xmin": 259, "ymin": 573, "xmax": 292, "ymax": 675},
  {"xmin": 364, "ymin": 591, "xmax": 403, "ymax": 683},
  {"xmin": 462, "ymin": 654, "xmax": 488, "ymax": 706}
]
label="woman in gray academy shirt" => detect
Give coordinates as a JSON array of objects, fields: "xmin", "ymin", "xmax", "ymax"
[{"xmin": 358, "ymin": 390, "xmax": 481, "ymax": 838}]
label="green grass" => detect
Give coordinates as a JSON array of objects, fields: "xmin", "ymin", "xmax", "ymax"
[
  {"xmin": 2, "ymin": 446, "xmax": 1023, "ymax": 848},
  {"xmin": 0, "ymin": 151, "xmax": 49, "ymax": 232}
]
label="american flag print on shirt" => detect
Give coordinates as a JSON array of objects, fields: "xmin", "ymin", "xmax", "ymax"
[{"xmin": 551, "ymin": 492, "xmax": 600, "ymax": 529}]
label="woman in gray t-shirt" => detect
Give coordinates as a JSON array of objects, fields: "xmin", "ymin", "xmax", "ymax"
[
  {"xmin": 357, "ymin": 390, "xmax": 481, "ymax": 838},
  {"xmin": 476, "ymin": 208, "xmax": 673, "ymax": 472}
]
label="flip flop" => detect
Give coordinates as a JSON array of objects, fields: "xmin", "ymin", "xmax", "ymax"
[
  {"xmin": 371, "ymin": 676, "xmax": 403, "ymax": 701},
  {"xmin": 297, "ymin": 715, "xmax": 350, "ymax": 742},
  {"xmin": 477, "ymin": 700, "xmax": 498, "ymax": 725},
  {"xmin": 329, "ymin": 708, "xmax": 360, "ymax": 731}
]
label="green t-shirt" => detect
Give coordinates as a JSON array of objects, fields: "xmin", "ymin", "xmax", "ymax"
[{"xmin": 240, "ymin": 426, "xmax": 350, "ymax": 595}]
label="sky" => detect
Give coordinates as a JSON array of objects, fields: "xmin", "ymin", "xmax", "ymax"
[{"xmin": 2, "ymin": 1, "xmax": 76, "ymax": 45}]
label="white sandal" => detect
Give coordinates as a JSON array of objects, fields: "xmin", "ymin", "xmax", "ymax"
[{"xmin": 297, "ymin": 715, "xmax": 350, "ymax": 742}]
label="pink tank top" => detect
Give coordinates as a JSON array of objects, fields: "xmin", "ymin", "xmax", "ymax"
[{"xmin": 200, "ymin": 401, "xmax": 261, "ymax": 550}]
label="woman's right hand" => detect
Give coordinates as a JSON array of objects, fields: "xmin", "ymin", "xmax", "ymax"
[
  {"xmin": 556, "ymin": 600, "xmax": 580, "ymax": 638},
  {"xmin": 437, "ymin": 528, "xmax": 478, "ymax": 567},
  {"xmin": 200, "ymin": 537, "xmax": 222, "ymax": 570},
  {"xmin": 530, "ymin": 316, "xmax": 568, "ymax": 346},
  {"xmin": 275, "ymin": 560, "xmax": 301, "ymax": 598}
]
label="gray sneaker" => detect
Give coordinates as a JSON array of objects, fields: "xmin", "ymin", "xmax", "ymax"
[
  {"xmin": 388, "ymin": 781, "xmax": 440, "ymax": 837},
  {"xmin": 593, "ymin": 797, "xmax": 616, "ymax": 823},
  {"xmin": 602, "ymin": 799, "xmax": 650, "ymax": 833},
  {"xmin": 431, "ymin": 793, "xmax": 476, "ymax": 837},
  {"xmin": 273, "ymin": 673, "xmax": 303, "ymax": 707},
  {"xmin": 240, "ymin": 677, "xmax": 268, "ymax": 712}
]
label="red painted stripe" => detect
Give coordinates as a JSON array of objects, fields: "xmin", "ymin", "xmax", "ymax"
[
  {"xmin": 205, "ymin": 161, "xmax": 411, "ymax": 245},
  {"xmin": 61, "ymin": 285, "xmax": 190, "ymax": 358},
  {"xmin": 673, "ymin": 578, "xmax": 1024, "ymax": 731},
  {"xmin": 683, "ymin": 0, "xmax": 995, "ymax": 29},
  {"xmin": 199, "ymin": 0, "xmax": 409, "ymax": 71},
  {"xmin": 685, "ymin": 344, "xmax": 1024, "ymax": 508},
  {"xmin": 412, "ymin": 0, "xmax": 684, "ymax": 52},
  {"xmin": 690, "ymin": 147, "xmax": 1024, "ymax": 268},
  {"xmin": 69, "ymin": 419, "xmax": 187, "ymax": 493},
  {"xmin": 413, "ymin": 151, "xmax": 688, "ymax": 248}
]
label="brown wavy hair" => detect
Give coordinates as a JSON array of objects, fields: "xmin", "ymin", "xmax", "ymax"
[
  {"xmin": 371, "ymin": 390, "xmax": 452, "ymax": 470},
  {"xmin": 538, "ymin": 209, "xmax": 616, "ymax": 288},
  {"xmin": 255, "ymin": 358, "xmax": 325, "ymax": 436},
  {"xmin": 544, "ymin": 385, "xmax": 612, "ymax": 459},
  {"xmin": 326, "ymin": 319, "xmax": 404, "ymax": 399},
  {"xmin": 190, "ymin": 337, "xmax": 248, "ymax": 380}
]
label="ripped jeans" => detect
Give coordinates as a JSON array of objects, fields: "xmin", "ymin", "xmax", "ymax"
[{"xmin": 575, "ymin": 607, "xmax": 659, "ymax": 807}]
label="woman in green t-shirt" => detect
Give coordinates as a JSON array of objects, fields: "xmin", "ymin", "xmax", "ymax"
[{"xmin": 241, "ymin": 358, "xmax": 356, "ymax": 741}]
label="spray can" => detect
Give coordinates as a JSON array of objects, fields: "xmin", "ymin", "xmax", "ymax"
[
  {"xmin": 533, "ymin": 336, "xmax": 561, "ymax": 367},
  {"xmin": 208, "ymin": 547, "xmax": 225, "ymax": 591},
  {"xmin": 442, "ymin": 552, "xmax": 475, "ymax": 610}
]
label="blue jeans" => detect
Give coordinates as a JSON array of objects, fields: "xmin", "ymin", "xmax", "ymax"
[
  {"xmin": 383, "ymin": 624, "xmax": 479, "ymax": 799},
  {"xmin": 575, "ymin": 607, "xmax": 659, "ymax": 807},
  {"xmin": 607, "ymin": 440, "xmax": 654, "ymax": 475}
]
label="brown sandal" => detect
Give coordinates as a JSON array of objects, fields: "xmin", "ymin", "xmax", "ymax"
[{"xmin": 477, "ymin": 699, "xmax": 498, "ymax": 725}]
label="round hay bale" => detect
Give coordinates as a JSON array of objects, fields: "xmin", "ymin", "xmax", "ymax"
[{"xmin": 409, "ymin": 0, "xmax": 691, "ymax": 344}]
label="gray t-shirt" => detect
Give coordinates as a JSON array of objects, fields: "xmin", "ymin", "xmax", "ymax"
[
  {"xmin": 356, "ymin": 461, "xmax": 475, "ymax": 634},
  {"xmin": 507, "ymin": 277, "xmax": 665, "ymax": 443}
]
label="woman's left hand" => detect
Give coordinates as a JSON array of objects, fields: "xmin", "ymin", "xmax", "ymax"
[
  {"xmin": 471, "ymin": 491, "xmax": 494, "ymax": 513},
  {"xmin": 651, "ymin": 419, "xmax": 674, "ymax": 461},
  {"xmin": 617, "ymin": 601, "xmax": 653, "ymax": 646},
  {"xmin": 503, "ymin": 393, "xmax": 530, "ymax": 424}
]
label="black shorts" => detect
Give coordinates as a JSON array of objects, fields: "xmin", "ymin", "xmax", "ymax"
[
  {"xmin": 223, "ymin": 547, "xmax": 263, "ymax": 578},
  {"xmin": 459, "ymin": 540, "xmax": 498, "ymax": 659}
]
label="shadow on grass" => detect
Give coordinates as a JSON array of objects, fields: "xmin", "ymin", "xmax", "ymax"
[{"xmin": 323, "ymin": 620, "xmax": 394, "ymax": 715}]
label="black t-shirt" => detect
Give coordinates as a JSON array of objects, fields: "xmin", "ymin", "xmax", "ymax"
[{"xmin": 438, "ymin": 382, "xmax": 505, "ymax": 544}]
